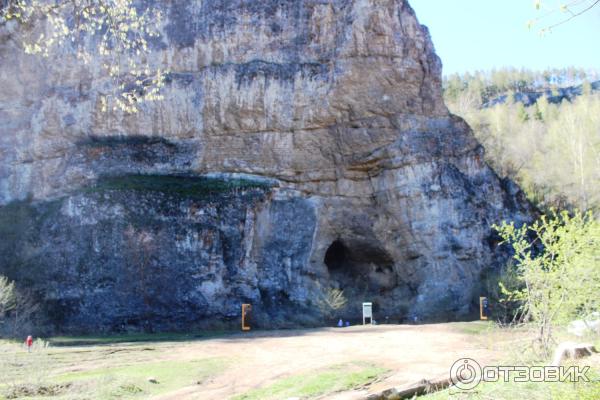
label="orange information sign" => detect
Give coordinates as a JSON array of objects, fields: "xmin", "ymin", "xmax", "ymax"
[
  {"xmin": 242, "ymin": 303, "xmax": 252, "ymax": 331},
  {"xmin": 480, "ymin": 297, "xmax": 489, "ymax": 320}
]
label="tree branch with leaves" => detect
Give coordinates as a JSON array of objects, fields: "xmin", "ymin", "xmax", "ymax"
[
  {"xmin": 529, "ymin": 0, "xmax": 600, "ymax": 34},
  {"xmin": 1, "ymin": 0, "xmax": 167, "ymax": 113},
  {"xmin": 495, "ymin": 210, "xmax": 600, "ymax": 358},
  {"xmin": 0, "ymin": 276, "xmax": 16, "ymax": 321}
]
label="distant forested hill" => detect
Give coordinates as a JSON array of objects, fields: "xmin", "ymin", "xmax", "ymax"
[{"xmin": 444, "ymin": 68, "xmax": 600, "ymax": 213}]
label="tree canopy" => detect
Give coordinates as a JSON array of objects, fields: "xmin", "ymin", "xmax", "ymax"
[{"xmin": 444, "ymin": 68, "xmax": 600, "ymax": 213}]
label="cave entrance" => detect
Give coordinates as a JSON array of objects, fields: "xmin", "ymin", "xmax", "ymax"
[
  {"xmin": 323, "ymin": 238, "xmax": 401, "ymax": 321},
  {"xmin": 323, "ymin": 239, "xmax": 396, "ymax": 290},
  {"xmin": 324, "ymin": 240, "xmax": 347, "ymax": 271},
  {"xmin": 322, "ymin": 239, "xmax": 418, "ymax": 323}
]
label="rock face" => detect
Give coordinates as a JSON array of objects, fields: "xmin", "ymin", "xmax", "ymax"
[
  {"xmin": 483, "ymin": 80, "xmax": 600, "ymax": 108},
  {"xmin": 0, "ymin": 0, "xmax": 532, "ymax": 332}
]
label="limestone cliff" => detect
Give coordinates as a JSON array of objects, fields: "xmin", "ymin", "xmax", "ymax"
[{"xmin": 0, "ymin": 0, "xmax": 532, "ymax": 332}]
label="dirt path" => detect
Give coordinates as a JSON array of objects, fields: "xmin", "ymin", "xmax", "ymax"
[{"xmin": 152, "ymin": 323, "xmax": 502, "ymax": 400}]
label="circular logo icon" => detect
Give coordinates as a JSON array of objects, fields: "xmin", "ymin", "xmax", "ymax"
[{"xmin": 450, "ymin": 358, "xmax": 482, "ymax": 390}]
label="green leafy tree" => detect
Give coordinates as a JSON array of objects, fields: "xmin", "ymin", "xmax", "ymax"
[
  {"xmin": 1, "ymin": 0, "xmax": 166, "ymax": 113},
  {"xmin": 517, "ymin": 103, "xmax": 530, "ymax": 122},
  {"xmin": 0, "ymin": 276, "xmax": 16, "ymax": 321},
  {"xmin": 0, "ymin": 276, "xmax": 39, "ymax": 335},
  {"xmin": 494, "ymin": 210, "xmax": 600, "ymax": 357},
  {"xmin": 444, "ymin": 68, "xmax": 600, "ymax": 213}
]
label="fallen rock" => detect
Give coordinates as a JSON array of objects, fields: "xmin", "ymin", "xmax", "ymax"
[
  {"xmin": 551, "ymin": 342, "xmax": 599, "ymax": 366},
  {"xmin": 366, "ymin": 377, "xmax": 451, "ymax": 400},
  {"xmin": 567, "ymin": 312, "xmax": 600, "ymax": 337}
]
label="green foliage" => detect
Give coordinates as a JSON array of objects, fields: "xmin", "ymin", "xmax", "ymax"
[
  {"xmin": 231, "ymin": 362, "xmax": 387, "ymax": 400},
  {"xmin": 516, "ymin": 103, "xmax": 530, "ymax": 122},
  {"xmin": 0, "ymin": 275, "xmax": 40, "ymax": 337},
  {"xmin": 425, "ymin": 367, "xmax": 600, "ymax": 400},
  {"xmin": 481, "ymin": 262, "xmax": 524, "ymax": 323},
  {"xmin": 54, "ymin": 358, "xmax": 227, "ymax": 399},
  {"xmin": 0, "ymin": 276, "xmax": 16, "ymax": 318},
  {"xmin": 0, "ymin": 338, "xmax": 53, "ymax": 398},
  {"xmin": 443, "ymin": 68, "xmax": 597, "ymax": 106},
  {"xmin": 47, "ymin": 331, "xmax": 228, "ymax": 347},
  {"xmin": 444, "ymin": 68, "xmax": 600, "ymax": 212},
  {"xmin": 494, "ymin": 210, "xmax": 600, "ymax": 356},
  {"xmin": 448, "ymin": 321, "xmax": 494, "ymax": 335},
  {"xmin": 1, "ymin": 0, "xmax": 166, "ymax": 113},
  {"xmin": 91, "ymin": 175, "xmax": 272, "ymax": 198},
  {"xmin": 0, "ymin": 337, "xmax": 228, "ymax": 400}
]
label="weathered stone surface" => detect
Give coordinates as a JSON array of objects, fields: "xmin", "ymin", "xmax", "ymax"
[{"xmin": 0, "ymin": 0, "xmax": 532, "ymax": 333}]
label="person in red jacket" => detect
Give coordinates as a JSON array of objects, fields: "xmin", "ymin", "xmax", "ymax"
[{"xmin": 25, "ymin": 335, "xmax": 33, "ymax": 353}]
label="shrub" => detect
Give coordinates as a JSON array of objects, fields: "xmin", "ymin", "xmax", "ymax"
[{"xmin": 494, "ymin": 210, "xmax": 600, "ymax": 357}]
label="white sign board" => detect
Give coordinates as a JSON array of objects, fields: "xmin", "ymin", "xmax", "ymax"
[{"xmin": 362, "ymin": 302, "xmax": 373, "ymax": 325}]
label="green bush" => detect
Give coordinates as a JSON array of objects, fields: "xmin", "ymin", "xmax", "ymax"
[{"xmin": 494, "ymin": 210, "xmax": 600, "ymax": 357}]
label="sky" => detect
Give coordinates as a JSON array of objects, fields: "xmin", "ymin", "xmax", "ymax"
[{"xmin": 410, "ymin": 0, "xmax": 600, "ymax": 76}]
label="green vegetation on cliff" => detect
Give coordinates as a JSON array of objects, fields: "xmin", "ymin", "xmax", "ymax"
[{"xmin": 91, "ymin": 174, "xmax": 273, "ymax": 199}]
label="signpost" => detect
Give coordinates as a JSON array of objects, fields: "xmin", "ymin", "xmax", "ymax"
[
  {"xmin": 362, "ymin": 302, "xmax": 373, "ymax": 325},
  {"xmin": 479, "ymin": 297, "xmax": 489, "ymax": 320},
  {"xmin": 242, "ymin": 303, "xmax": 252, "ymax": 331}
]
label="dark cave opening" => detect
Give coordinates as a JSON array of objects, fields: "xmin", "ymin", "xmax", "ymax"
[
  {"xmin": 322, "ymin": 239, "xmax": 410, "ymax": 322},
  {"xmin": 323, "ymin": 239, "xmax": 396, "ymax": 288},
  {"xmin": 324, "ymin": 240, "xmax": 347, "ymax": 271}
]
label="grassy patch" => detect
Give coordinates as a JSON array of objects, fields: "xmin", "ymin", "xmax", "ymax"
[
  {"xmin": 1, "ymin": 355, "xmax": 228, "ymax": 400},
  {"xmin": 447, "ymin": 321, "xmax": 495, "ymax": 335},
  {"xmin": 53, "ymin": 357, "xmax": 228, "ymax": 398},
  {"xmin": 47, "ymin": 331, "xmax": 229, "ymax": 346},
  {"xmin": 231, "ymin": 362, "xmax": 388, "ymax": 400},
  {"xmin": 0, "ymin": 338, "xmax": 230, "ymax": 400},
  {"xmin": 425, "ymin": 369, "xmax": 600, "ymax": 400},
  {"xmin": 424, "ymin": 354, "xmax": 600, "ymax": 400}
]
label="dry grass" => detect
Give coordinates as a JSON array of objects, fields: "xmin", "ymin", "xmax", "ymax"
[{"xmin": 0, "ymin": 337, "xmax": 229, "ymax": 399}]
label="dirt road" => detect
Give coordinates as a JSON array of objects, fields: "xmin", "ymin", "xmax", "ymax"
[{"xmin": 153, "ymin": 323, "xmax": 502, "ymax": 399}]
